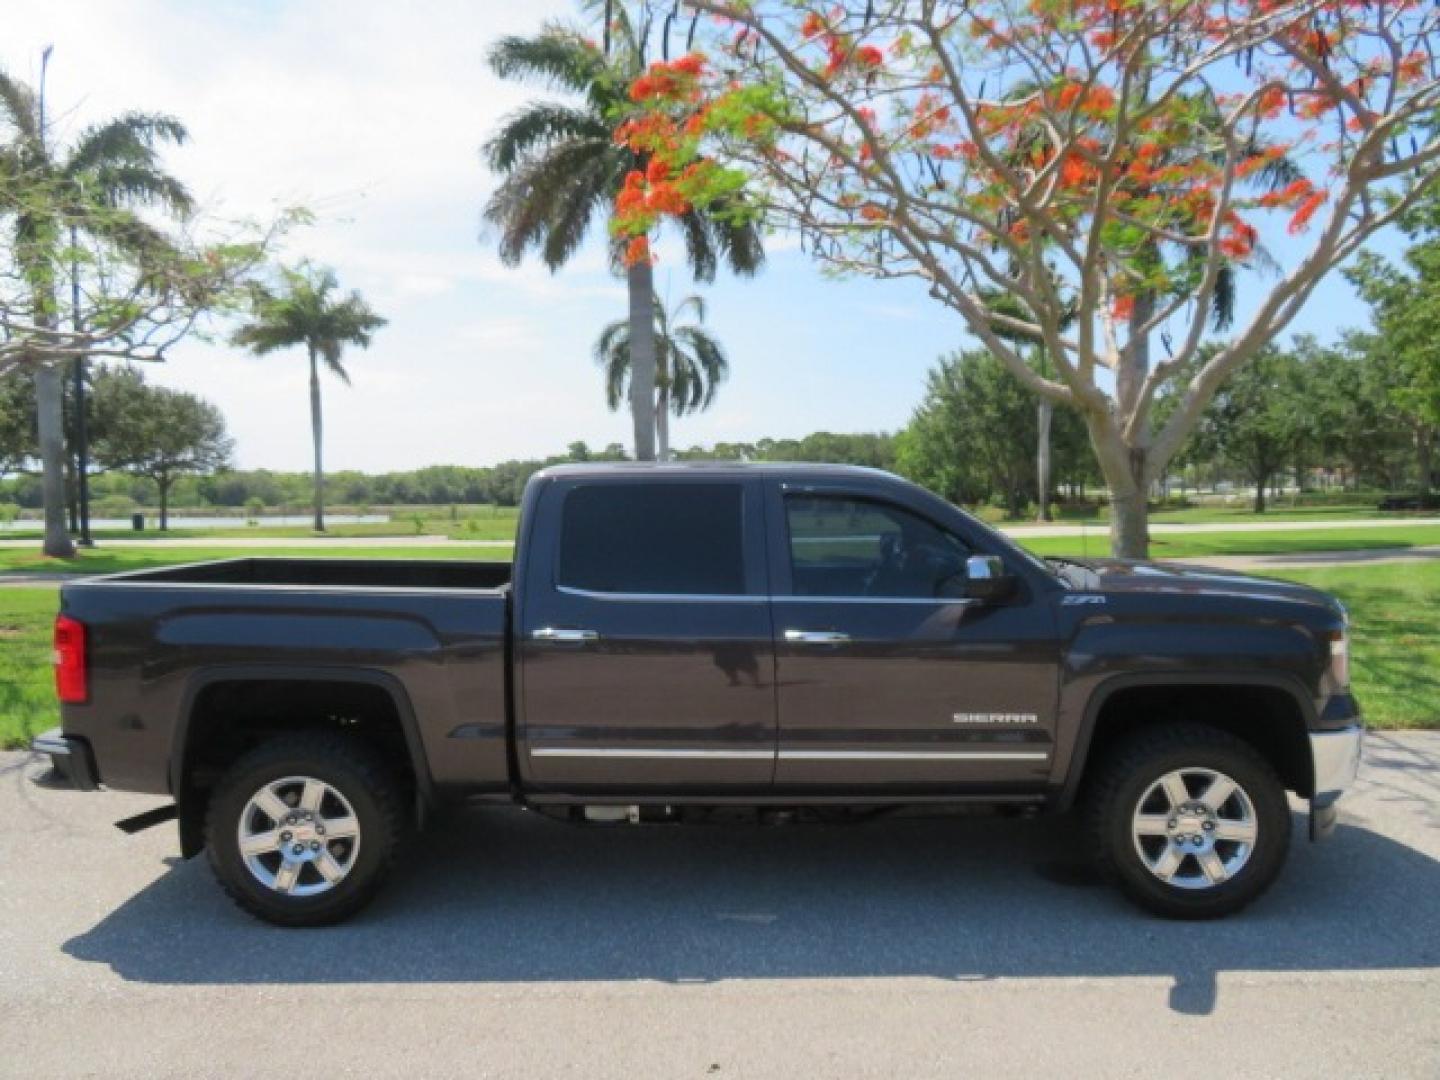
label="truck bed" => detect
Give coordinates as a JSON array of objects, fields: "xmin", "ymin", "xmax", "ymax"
[
  {"xmin": 58, "ymin": 557, "xmax": 514, "ymax": 798},
  {"xmin": 98, "ymin": 556, "xmax": 512, "ymax": 591}
]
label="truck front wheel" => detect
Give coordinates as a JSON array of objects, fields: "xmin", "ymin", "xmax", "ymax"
[
  {"xmin": 205, "ymin": 734, "xmax": 404, "ymax": 927},
  {"xmin": 1084, "ymin": 723, "xmax": 1292, "ymax": 919}
]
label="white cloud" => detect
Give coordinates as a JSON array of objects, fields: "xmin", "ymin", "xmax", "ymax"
[{"xmin": 0, "ymin": 1, "xmax": 964, "ymax": 472}]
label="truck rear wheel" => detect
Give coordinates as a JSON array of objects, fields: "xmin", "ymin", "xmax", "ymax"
[
  {"xmin": 205, "ymin": 734, "xmax": 403, "ymax": 927},
  {"xmin": 1084, "ymin": 723, "xmax": 1291, "ymax": 919}
]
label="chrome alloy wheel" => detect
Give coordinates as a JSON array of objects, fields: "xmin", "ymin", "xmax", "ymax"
[
  {"xmin": 237, "ymin": 776, "xmax": 361, "ymax": 897},
  {"xmin": 1131, "ymin": 767, "xmax": 1258, "ymax": 890}
]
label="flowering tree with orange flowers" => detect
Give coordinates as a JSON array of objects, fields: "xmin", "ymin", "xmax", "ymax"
[{"xmin": 610, "ymin": 1, "xmax": 1440, "ymax": 556}]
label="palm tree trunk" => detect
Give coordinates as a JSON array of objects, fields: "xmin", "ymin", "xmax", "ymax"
[
  {"xmin": 626, "ymin": 259, "xmax": 658, "ymax": 462},
  {"xmin": 308, "ymin": 344, "xmax": 326, "ymax": 532},
  {"xmin": 1035, "ymin": 398, "xmax": 1053, "ymax": 522},
  {"xmin": 656, "ymin": 386, "xmax": 671, "ymax": 462},
  {"xmin": 34, "ymin": 363, "xmax": 75, "ymax": 558}
]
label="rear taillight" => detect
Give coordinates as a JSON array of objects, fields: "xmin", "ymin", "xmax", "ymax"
[{"xmin": 54, "ymin": 615, "xmax": 88, "ymax": 704}]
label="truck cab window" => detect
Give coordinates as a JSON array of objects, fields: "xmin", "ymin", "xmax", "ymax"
[
  {"xmin": 558, "ymin": 482, "xmax": 746, "ymax": 595},
  {"xmin": 786, "ymin": 495, "xmax": 971, "ymax": 599}
]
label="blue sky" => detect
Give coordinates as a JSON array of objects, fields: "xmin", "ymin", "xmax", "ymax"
[{"xmin": 4, "ymin": 1, "xmax": 1390, "ymax": 472}]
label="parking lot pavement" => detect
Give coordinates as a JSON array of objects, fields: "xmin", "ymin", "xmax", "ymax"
[{"xmin": 1, "ymin": 733, "xmax": 1437, "ymax": 1079}]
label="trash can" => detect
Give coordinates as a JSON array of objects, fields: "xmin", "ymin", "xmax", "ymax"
[{"xmin": 131, "ymin": 513, "xmax": 144, "ymax": 532}]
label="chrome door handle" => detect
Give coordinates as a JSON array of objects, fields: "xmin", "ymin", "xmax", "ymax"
[
  {"xmin": 784, "ymin": 629, "xmax": 851, "ymax": 645},
  {"xmin": 532, "ymin": 627, "xmax": 600, "ymax": 643}
]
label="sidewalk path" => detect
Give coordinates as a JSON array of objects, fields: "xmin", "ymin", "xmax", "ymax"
[{"xmin": 1164, "ymin": 545, "xmax": 1440, "ymax": 572}]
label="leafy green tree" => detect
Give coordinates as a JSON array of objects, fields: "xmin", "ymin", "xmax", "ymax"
[
  {"xmin": 91, "ymin": 366, "xmax": 232, "ymax": 529},
  {"xmin": 594, "ymin": 293, "xmax": 728, "ymax": 460},
  {"xmin": 610, "ymin": 3, "xmax": 1440, "ymax": 555},
  {"xmin": 0, "ymin": 375, "xmax": 34, "ymax": 477},
  {"xmin": 1347, "ymin": 200, "xmax": 1440, "ymax": 495},
  {"xmin": 231, "ymin": 263, "xmax": 385, "ymax": 531},
  {"xmin": 898, "ymin": 349, "xmax": 1089, "ymax": 517},
  {"xmin": 1191, "ymin": 345, "xmax": 1310, "ymax": 513},
  {"xmin": 0, "ymin": 61, "xmax": 193, "ymax": 556},
  {"xmin": 482, "ymin": 8, "xmax": 762, "ymax": 460}
]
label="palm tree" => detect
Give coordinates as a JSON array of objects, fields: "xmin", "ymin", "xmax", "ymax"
[
  {"xmin": 0, "ymin": 57, "xmax": 193, "ymax": 557},
  {"xmin": 231, "ymin": 264, "xmax": 385, "ymax": 531},
  {"xmin": 482, "ymin": 9, "xmax": 762, "ymax": 461},
  {"xmin": 594, "ymin": 292, "xmax": 728, "ymax": 461}
]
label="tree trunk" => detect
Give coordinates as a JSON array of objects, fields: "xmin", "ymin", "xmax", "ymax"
[
  {"xmin": 1081, "ymin": 409, "xmax": 1151, "ymax": 559},
  {"xmin": 1108, "ymin": 485, "xmax": 1148, "ymax": 560},
  {"xmin": 158, "ymin": 477, "xmax": 170, "ymax": 531},
  {"xmin": 1035, "ymin": 398, "xmax": 1053, "ymax": 522},
  {"xmin": 1417, "ymin": 426, "xmax": 1434, "ymax": 496},
  {"xmin": 34, "ymin": 364, "xmax": 75, "ymax": 558},
  {"xmin": 65, "ymin": 445, "xmax": 78, "ymax": 533},
  {"xmin": 1102, "ymin": 290, "xmax": 1156, "ymax": 559},
  {"xmin": 656, "ymin": 387, "xmax": 671, "ymax": 463},
  {"xmin": 308, "ymin": 345, "xmax": 326, "ymax": 532},
  {"xmin": 1253, "ymin": 474, "xmax": 1268, "ymax": 514},
  {"xmin": 626, "ymin": 259, "xmax": 657, "ymax": 462}
]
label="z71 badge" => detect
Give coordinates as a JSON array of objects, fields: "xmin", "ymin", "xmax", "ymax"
[{"xmin": 1061, "ymin": 594, "xmax": 1107, "ymax": 605}]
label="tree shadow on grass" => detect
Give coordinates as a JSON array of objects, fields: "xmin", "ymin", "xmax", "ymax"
[{"xmin": 64, "ymin": 800, "xmax": 1440, "ymax": 1017}]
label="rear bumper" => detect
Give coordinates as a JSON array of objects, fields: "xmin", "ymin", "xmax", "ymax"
[
  {"xmin": 1309, "ymin": 724, "xmax": 1363, "ymax": 841},
  {"xmin": 31, "ymin": 728, "xmax": 100, "ymax": 791}
]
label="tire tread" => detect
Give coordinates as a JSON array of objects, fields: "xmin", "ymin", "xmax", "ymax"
[
  {"xmin": 204, "ymin": 733, "xmax": 404, "ymax": 927},
  {"xmin": 1082, "ymin": 721, "xmax": 1290, "ymax": 919}
]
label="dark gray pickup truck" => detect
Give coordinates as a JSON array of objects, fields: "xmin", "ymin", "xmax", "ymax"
[{"xmin": 36, "ymin": 463, "xmax": 1362, "ymax": 925}]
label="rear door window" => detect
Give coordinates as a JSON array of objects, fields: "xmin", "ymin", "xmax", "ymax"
[{"xmin": 558, "ymin": 482, "xmax": 746, "ymax": 595}]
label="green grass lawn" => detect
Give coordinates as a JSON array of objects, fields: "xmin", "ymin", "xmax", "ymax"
[
  {"xmin": 1, "ymin": 562, "xmax": 1433, "ymax": 751},
  {"xmin": 1272, "ymin": 564, "xmax": 1440, "ymax": 730},
  {"xmin": 978, "ymin": 502, "xmax": 1432, "ymax": 527},
  {"xmin": 0, "ymin": 587, "xmax": 59, "ymax": 748},
  {"xmin": 1017, "ymin": 524, "xmax": 1440, "ymax": 559},
  {"xmin": 0, "ymin": 544, "xmax": 511, "ymax": 576},
  {"xmin": 4, "ymin": 499, "xmax": 1426, "ymax": 541},
  {"xmin": 1, "ymin": 524, "xmax": 1439, "ymax": 578}
]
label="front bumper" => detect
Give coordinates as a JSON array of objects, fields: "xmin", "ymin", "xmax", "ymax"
[
  {"xmin": 31, "ymin": 728, "xmax": 100, "ymax": 791},
  {"xmin": 1308, "ymin": 724, "xmax": 1363, "ymax": 841}
]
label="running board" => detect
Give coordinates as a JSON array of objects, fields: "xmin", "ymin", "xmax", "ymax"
[{"xmin": 114, "ymin": 804, "xmax": 179, "ymax": 834}]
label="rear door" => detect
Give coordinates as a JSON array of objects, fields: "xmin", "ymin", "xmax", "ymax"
[
  {"xmin": 517, "ymin": 476, "xmax": 776, "ymax": 791},
  {"xmin": 768, "ymin": 483, "xmax": 1059, "ymax": 791}
]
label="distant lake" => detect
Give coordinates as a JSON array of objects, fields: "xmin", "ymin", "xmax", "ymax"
[{"xmin": 0, "ymin": 514, "xmax": 391, "ymax": 531}]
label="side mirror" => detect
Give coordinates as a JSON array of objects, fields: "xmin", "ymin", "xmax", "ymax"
[{"xmin": 964, "ymin": 554, "xmax": 1016, "ymax": 603}]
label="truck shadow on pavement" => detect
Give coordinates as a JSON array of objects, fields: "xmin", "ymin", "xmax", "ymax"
[{"xmin": 64, "ymin": 781, "xmax": 1440, "ymax": 1017}]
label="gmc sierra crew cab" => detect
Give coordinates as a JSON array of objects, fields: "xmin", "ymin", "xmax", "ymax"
[{"xmin": 35, "ymin": 463, "xmax": 1363, "ymax": 925}]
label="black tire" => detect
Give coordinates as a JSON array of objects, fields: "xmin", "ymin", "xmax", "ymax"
[
  {"xmin": 1083, "ymin": 723, "xmax": 1291, "ymax": 920},
  {"xmin": 205, "ymin": 734, "xmax": 404, "ymax": 927}
]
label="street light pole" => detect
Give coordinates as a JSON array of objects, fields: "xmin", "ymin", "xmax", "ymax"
[{"xmin": 70, "ymin": 222, "xmax": 93, "ymax": 547}]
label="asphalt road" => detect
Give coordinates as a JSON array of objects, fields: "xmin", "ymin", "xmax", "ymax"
[{"xmin": 1, "ymin": 734, "xmax": 1437, "ymax": 1079}]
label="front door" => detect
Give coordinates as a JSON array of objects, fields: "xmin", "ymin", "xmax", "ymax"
[
  {"xmin": 769, "ymin": 487, "xmax": 1058, "ymax": 791},
  {"xmin": 518, "ymin": 477, "xmax": 776, "ymax": 791}
]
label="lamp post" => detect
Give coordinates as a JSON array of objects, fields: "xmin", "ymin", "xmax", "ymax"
[{"xmin": 70, "ymin": 222, "xmax": 93, "ymax": 547}]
